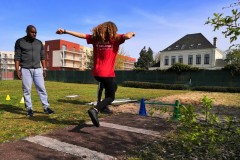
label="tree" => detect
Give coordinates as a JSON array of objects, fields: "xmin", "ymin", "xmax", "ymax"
[
  {"xmin": 225, "ymin": 49, "xmax": 240, "ymax": 64},
  {"xmin": 154, "ymin": 51, "xmax": 161, "ymax": 63},
  {"xmin": 205, "ymin": 1, "xmax": 240, "ymax": 47},
  {"xmin": 86, "ymin": 50, "xmax": 94, "ymax": 70},
  {"xmin": 135, "ymin": 46, "xmax": 154, "ymax": 70},
  {"xmin": 115, "ymin": 47, "xmax": 127, "ymax": 70}
]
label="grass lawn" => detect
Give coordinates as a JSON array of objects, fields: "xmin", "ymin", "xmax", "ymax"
[{"xmin": 0, "ymin": 80, "xmax": 187, "ymax": 143}]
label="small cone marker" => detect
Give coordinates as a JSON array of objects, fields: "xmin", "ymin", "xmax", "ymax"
[
  {"xmin": 6, "ymin": 95, "xmax": 11, "ymax": 101},
  {"xmin": 139, "ymin": 98, "xmax": 147, "ymax": 116},
  {"xmin": 20, "ymin": 97, "xmax": 24, "ymax": 104}
]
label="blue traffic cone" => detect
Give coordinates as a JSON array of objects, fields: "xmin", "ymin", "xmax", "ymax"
[{"xmin": 139, "ymin": 98, "xmax": 147, "ymax": 116}]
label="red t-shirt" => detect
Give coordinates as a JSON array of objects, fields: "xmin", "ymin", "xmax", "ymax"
[{"xmin": 86, "ymin": 34, "xmax": 125, "ymax": 77}]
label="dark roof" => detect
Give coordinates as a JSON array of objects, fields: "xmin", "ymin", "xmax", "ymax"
[
  {"xmin": 162, "ymin": 33, "xmax": 215, "ymax": 52},
  {"xmin": 151, "ymin": 61, "xmax": 160, "ymax": 67}
]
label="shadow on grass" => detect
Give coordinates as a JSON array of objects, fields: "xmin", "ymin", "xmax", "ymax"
[
  {"xmin": 0, "ymin": 103, "xmax": 86, "ymax": 126},
  {"xmin": 0, "ymin": 104, "xmax": 46, "ymax": 116},
  {"xmin": 57, "ymin": 99, "xmax": 89, "ymax": 105},
  {"xmin": 25, "ymin": 115, "xmax": 85, "ymax": 126}
]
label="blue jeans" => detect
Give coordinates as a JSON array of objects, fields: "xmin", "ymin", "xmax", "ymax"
[{"xmin": 21, "ymin": 68, "xmax": 49, "ymax": 110}]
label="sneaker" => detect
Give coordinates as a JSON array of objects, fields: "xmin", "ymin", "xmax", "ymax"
[
  {"xmin": 27, "ymin": 109, "xmax": 33, "ymax": 117},
  {"xmin": 44, "ymin": 107, "xmax": 54, "ymax": 114},
  {"xmin": 88, "ymin": 108, "xmax": 100, "ymax": 127}
]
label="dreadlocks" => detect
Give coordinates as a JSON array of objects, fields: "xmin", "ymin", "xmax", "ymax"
[{"xmin": 92, "ymin": 21, "xmax": 118, "ymax": 42}]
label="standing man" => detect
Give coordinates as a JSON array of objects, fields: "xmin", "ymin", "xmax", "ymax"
[{"xmin": 14, "ymin": 25, "xmax": 54, "ymax": 117}]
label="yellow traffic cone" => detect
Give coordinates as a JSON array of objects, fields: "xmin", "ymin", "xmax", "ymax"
[
  {"xmin": 6, "ymin": 95, "xmax": 11, "ymax": 101},
  {"xmin": 20, "ymin": 97, "xmax": 24, "ymax": 104}
]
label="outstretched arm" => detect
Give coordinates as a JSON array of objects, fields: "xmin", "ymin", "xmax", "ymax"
[
  {"xmin": 123, "ymin": 32, "xmax": 135, "ymax": 40},
  {"xmin": 56, "ymin": 28, "xmax": 87, "ymax": 39}
]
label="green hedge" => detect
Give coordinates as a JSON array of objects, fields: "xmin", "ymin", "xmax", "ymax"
[
  {"xmin": 122, "ymin": 81, "xmax": 240, "ymax": 93},
  {"xmin": 191, "ymin": 86, "xmax": 240, "ymax": 93},
  {"xmin": 122, "ymin": 81, "xmax": 189, "ymax": 90}
]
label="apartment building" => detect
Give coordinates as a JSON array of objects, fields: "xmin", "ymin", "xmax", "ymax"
[
  {"xmin": 0, "ymin": 51, "xmax": 15, "ymax": 80},
  {"xmin": 44, "ymin": 39, "xmax": 79, "ymax": 70},
  {"xmin": 116, "ymin": 55, "xmax": 136, "ymax": 70}
]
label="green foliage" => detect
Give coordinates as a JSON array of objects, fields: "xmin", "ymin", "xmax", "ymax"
[
  {"xmin": 205, "ymin": 1, "xmax": 240, "ymax": 46},
  {"xmin": 135, "ymin": 46, "xmax": 154, "ymax": 70},
  {"xmin": 129, "ymin": 96, "xmax": 240, "ymax": 159},
  {"xmin": 223, "ymin": 63, "xmax": 240, "ymax": 76},
  {"xmin": 167, "ymin": 63, "xmax": 200, "ymax": 73},
  {"xmin": 123, "ymin": 81, "xmax": 240, "ymax": 93},
  {"xmin": 86, "ymin": 50, "xmax": 94, "ymax": 70},
  {"xmin": 176, "ymin": 96, "xmax": 240, "ymax": 158},
  {"xmin": 122, "ymin": 81, "xmax": 189, "ymax": 90},
  {"xmin": 225, "ymin": 49, "xmax": 240, "ymax": 65}
]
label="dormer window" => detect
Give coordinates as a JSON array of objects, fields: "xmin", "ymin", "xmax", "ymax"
[{"xmin": 181, "ymin": 45, "xmax": 186, "ymax": 49}]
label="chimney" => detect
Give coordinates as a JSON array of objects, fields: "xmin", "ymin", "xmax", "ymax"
[{"xmin": 213, "ymin": 37, "xmax": 217, "ymax": 47}]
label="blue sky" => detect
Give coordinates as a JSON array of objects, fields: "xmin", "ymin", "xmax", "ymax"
[{"xmin": 0, "ymin": 0, "xmax": 238, "ymax": 59}]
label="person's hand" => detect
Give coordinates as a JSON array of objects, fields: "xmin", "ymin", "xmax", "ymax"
[
  {"xmin": 56, "ymin": 28, "xmax": 65, "ymax": 34},
  {"xmin": 16, "ymin": 70, "xmax": 22, "ymax": 80},
  {"xmin": 43, "ymin": 70, "xmax": 47, "ymax": 79}
]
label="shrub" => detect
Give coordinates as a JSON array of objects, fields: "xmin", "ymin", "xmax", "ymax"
[
  {"xmin": 167, "ymin": 63, "xmax": 201, "ymax": 73},
  {"xmin": 222, "ymin": 64, "xmax": 240, "ymax": 76},
  {"xmin": 122, "ymin": 81, "xmax": 189, "ymax": 90}
]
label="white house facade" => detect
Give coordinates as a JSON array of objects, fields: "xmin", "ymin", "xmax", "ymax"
[{"xmin": 153, "ymin": 33, "xmax": 226, "ymax": 70}]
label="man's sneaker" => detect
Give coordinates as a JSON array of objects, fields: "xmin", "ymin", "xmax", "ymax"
[
  {"xmin": 44, "ymin": 107, "xmax": 54, "ymax": 114},
  {"xmin": 88, "ymin": 108, "xmax": 100, "ymax": 127},
  {"xmin": 27, "ymin": 109, "xmax": 33, "ymax": 117}
]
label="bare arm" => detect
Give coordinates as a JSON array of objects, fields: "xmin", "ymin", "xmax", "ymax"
[
  {"xmin": 41, "ymin": 60, "xmax": 47, "ymax": 79},
  {"xmin": 56, "ymin": 28, "xmax": 86, "ymax": 39},
  {"xmin": 14, "ymin": 60, "xmax": 22, "ymax": 79},
  {"xmin": 123, "ymin": 32, "xmax": 135, "ymax": 40}
]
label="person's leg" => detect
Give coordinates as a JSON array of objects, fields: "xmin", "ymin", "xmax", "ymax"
[
  {"xmin": 95, "ymin": 77, "xmax": 115, "ymax": 112},
  {"xmin": 33, "ymin": 68, "xmax": 54, "ymax": 114},
  {"xmin": 88, "ymin": 77, "xmax": 115, "ymax": 127},
  {"xmin": 97, "ymin": 82, "xmax": 104, "ymax": 103},
  {"xmin": 21, "ymin": 68, "xmax": 33, "ymax": 110}
]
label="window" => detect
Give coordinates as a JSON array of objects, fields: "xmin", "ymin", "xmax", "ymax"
[
  {"xmin": 197, "ymin": 43, "xmax": 202, "ymax": 48},
  {"xmin": 181, "ymin": 45, "xmax": 186, "ymax": 50},
  {"xmin": 196, "ymin": 55, "xmax": 201, "ymax": 65},
  {"xmin": 171, "ymin": 56, "xmax": 176, "ymax": 65},
  {"xmin": 204, "ymin": 54, "xmax": 210, "ymax": 64},
  {"xmin": 164, "ymin": 56, "xmax": 169, "ymax": 65},
  {"xmin": 73, "ymin": 54, "xmax": 75, "ymax": 59},
  {"xmin": 188, "ymin": 55, "xmax": 193, "ymax": 65},
  {"xmin": 73, "ymin": 47, "xmax": 76, "ymax": 52},
  {"xmin": 47, "ymin": 45, "xmax": 50, "ymax": 51},
  {"xmin": 178, "ymin": 55, "xmax": 183, "ymax": 63}
]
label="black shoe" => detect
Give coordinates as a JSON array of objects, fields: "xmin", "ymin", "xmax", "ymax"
[
  {"xmin": 27, "ymin": 109, "xmax": 33, "ymax": 117},
  {"xmin": 44, "ymin": 107, "xmax": 54, "ymax": 114},
  {"xmin": 101, "ymin": 107, "xmax": 113, "ymax": 114},
  {"xmin": 88, "ymin": 108, "xmax": 100, "ymax": 127}
]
